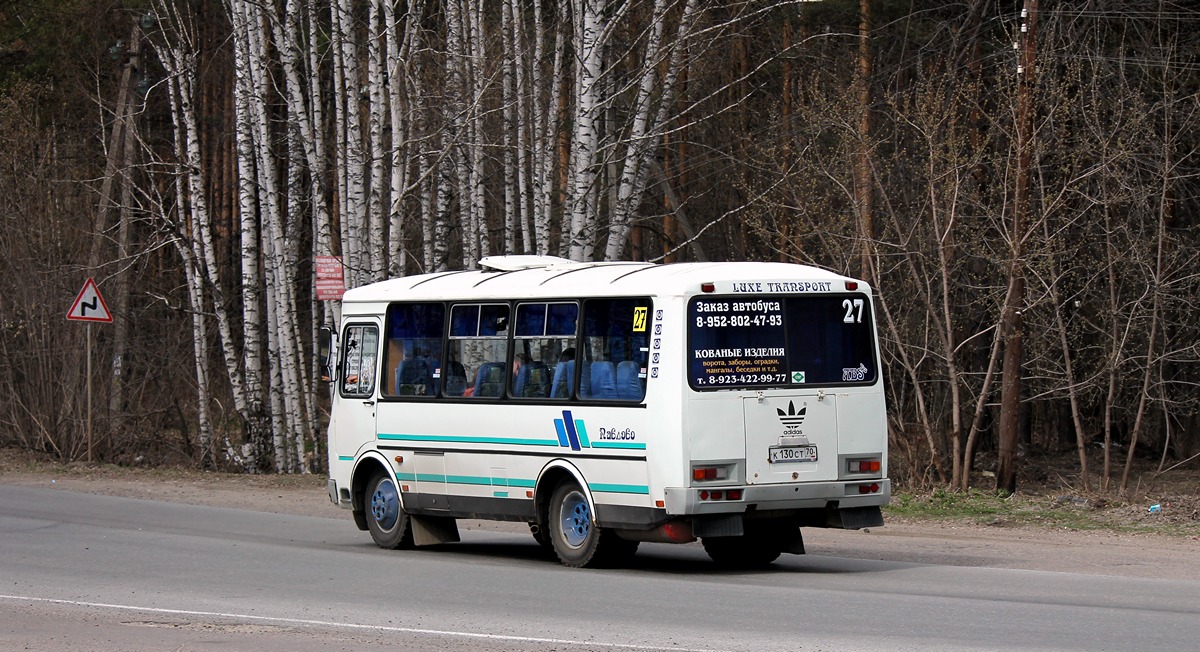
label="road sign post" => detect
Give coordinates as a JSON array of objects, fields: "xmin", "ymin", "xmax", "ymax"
[{"xmin": 67, "ymin": 278, "xmax": 113, "ymax": 463}]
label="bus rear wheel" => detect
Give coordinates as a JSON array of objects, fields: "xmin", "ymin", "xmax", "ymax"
[
  {"xmin": 548, "ymin": 481, "xmax": 636, "ymax": 568},
  {"xmin": 366, "ymin": 471, "xmax": 413, "ymax": 549}
]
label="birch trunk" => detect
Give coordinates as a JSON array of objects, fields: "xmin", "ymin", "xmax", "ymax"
[
  {"xmin": 333, "ymin": 0, "xmax": 367, "ymax": 288},
  {"xmin": 469, "ymin": 0, "xmax": 489, "ymax": 259},
  {"xmin": 230, "ymin": 0, "xmax": 268, "ymax": 465},
  {"xmin": 533, "ymin": 0, "xmax": 567, "ymax": 255},
  {"xmin": 366, "ymin": 0, "xmax": 388, "ymax": 281},
  {"xmin": 157, "ymin": 13, "xmax": 243, "ymax": 416},
  {"xmin": 162, "ymin": 49, "xmax": 216, "ymax": 463},
  {"xmin": 605, "ymin": 0, "xmax": 700, "ymax": 261},
  {"xmin": 566, "ymin": 0, "xmax": 608, "ymax": 261}
]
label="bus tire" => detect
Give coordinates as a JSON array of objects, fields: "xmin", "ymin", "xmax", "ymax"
[
  {"xmin": 701, "ymin": 535, "xmax": 782, "ymax": 568},
  {"xmin": 365, "ymin": 470, "xmax": 413, "ymax": 549},
  {"xmin": 548, "ymin": 481, "xmax": 633, "ymax": 568}
]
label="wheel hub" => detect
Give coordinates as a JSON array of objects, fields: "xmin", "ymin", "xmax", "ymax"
[
  {"xmin": 560, "ymin": 491, "xmax": 591, "ymax": 548},
  {"xmin": 370, "ymin": 479, "xmax": 400, "ymax": 531}
]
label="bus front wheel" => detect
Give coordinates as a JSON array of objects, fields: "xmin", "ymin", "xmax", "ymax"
[
  {"xmin": 548, "ymin": 481, "xmax": 636, "ymax": 568},
  {"xmin": 365, "ymin": 471, "xmax": 413, "ymax": 549}
]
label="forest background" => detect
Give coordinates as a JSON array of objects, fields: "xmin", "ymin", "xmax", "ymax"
[{"xmin": 0, "ymin": 0, "xmax": 1196, "ymax": 497}]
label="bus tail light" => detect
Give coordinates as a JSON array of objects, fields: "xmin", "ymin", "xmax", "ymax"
[
  {"xmin": 856, "ymin": 483, "xmax": 881, "ymax": 494},
  {"xmin": 847, "ymin": 458, "xmax": 882, "ymax": 474},
  {"xmin": 692, "ymin": 465, "xmax": 729, "ymax": 482},
  {"xmin": 845, "ymin": 281, "xmax": 859, "ymax": 291},
  {"xmin": 700, "ymin": 283, "xmax": 715, "ymax": 293},
  {"xmin": 698, "ymin": 489, "xmax": 743, "ymax": 501}
]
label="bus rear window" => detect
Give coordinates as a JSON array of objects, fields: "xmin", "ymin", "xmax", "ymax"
[{"xmin": 687, "ymin": 295, "xmax": 877, "ymax": 390}]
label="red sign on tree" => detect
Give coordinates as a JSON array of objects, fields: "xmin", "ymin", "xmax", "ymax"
[{"xmin": 315, "ymin": 255, "xmax": 346, "ymax": 301}]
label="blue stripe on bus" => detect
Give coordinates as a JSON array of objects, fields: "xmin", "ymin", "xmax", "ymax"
[
  {"xmin": 561, "ymin": 410, "xmax": 581, "ymax": 450},
  {"xmin": 589, "ymin": 483, "xmax": 650, "ymax": 495},
  {"xmin": 338, "ymin": 455, "xmax": 355, "ymax": 461},
  {"xmin": 552, "ymin": 420, "xmax": 570, "ymax": 447},
  {"xmin": 379, "ymin": 433, "xmax": 560, "ymax": 447}
]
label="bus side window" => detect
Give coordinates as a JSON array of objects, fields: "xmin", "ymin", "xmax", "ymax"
[
  {"xmin": 382, "ymin": 303, "xmax": 445, "ymax": 398},
  {"xmin": 579, "ymin": 298, "xmax": 650, "ymax": 402},
  {"xmin": 450, "ymin": 303, "xmax": 510, "ymax": 399},
  {"xmin": 514, "ymin": 302, "xmax": 577, "ymax": 400}
]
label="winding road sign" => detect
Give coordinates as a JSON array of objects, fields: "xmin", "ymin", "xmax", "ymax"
[{"xmin": 66, "ymin": 277, "xmax": 113, "ymax": 323}]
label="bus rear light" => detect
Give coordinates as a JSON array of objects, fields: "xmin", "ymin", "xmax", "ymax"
[
  {"xmin": 857, "ymin": 483, "xmax": 880, "ymax": 494},
  {"xmin": 698, "ymin": 489, "xmax": 742, "ymax": 501},
  {"xmin": 692, "ymin": 466, "xmax": 728, "ymax": 482},
  {"xmin": 845, "ymin": 281, "xmax": 859, "ymax": 290},
  {"xmin": 847, "ymin": 458, "xmax": 882, "ymax": 474},
  {"xmin": 701, "ymin": 283, "xmax": 715, "ymax": 293}
]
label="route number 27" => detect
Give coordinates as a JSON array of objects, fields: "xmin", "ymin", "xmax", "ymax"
[{"xmin": 842, "ymin": 298, "xmax": 864, "ymax": 324}]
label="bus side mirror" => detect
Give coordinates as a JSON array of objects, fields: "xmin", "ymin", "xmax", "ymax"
[{"xmin": 318, "ymin": 327, "xmax": 334, "ymax": 382}]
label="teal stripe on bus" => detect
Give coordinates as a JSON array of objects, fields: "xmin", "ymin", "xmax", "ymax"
[
  {"xmin": 378, "ymin": 433, "xmax": 560, "ymax": 447},
  {"xmin": 338, "ymin": 455, "xmax": 355, "ymax": 461},
  {"xmin": 395, "ymin": 472, "xmax": 642, "ymax": 495},
  {"xmin": 590, "ymin": 441, "xmax": 646, "ymax": 450},
  {"xmin": 395, "ymin": 473, "xmax": 536, "ymax": 489},
  {"xmin": 589, "ymin": 483, "xmax": 650, "ymax": 495},
  {"xmin": 444, "ymin": 475, "xmax": 496, "ymax": 486}
]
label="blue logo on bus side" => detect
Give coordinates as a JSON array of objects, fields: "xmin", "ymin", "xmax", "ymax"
[{"xmin": 553, "ymin": 410, "xmax": 591, "ymax": 451}]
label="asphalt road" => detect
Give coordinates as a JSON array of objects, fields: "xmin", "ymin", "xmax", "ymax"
[{"xmin": 2, "ymin": 485, "xmax": 1198, "ymax": 651}]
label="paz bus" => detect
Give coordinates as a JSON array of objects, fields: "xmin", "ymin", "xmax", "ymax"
[{"xmin": 321, "ymin": 255, "xmax": 888, "ymax": 568}]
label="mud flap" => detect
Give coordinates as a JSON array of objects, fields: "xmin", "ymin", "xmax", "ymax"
[
  {"xmin": 411, "ymin": 515, "xmax": 461, "ymax": 546},
  {"xmin": 780, "ymin": 527, "xmax": 806, "ymax": 555},
  {"xmin": 828, "ymin": 505, "xmax": 884, "ymax": 530},
  {"xmin": 692, "ymin": 514, "xmax": 744, "ymax": 538}
]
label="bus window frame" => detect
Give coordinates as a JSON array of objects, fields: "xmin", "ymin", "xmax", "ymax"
[
  {"xmin": 338, "ymin": 322, "xmax": 380, "ymax": 399},
  {"xmin": 372, "ymin": 297, "xmax": 652, "ymax": 405}
]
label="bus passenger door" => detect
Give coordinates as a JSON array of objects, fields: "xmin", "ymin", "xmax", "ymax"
[{"xmin": 331, "ymin": 319, "xmax": 382, "ymax": 464}]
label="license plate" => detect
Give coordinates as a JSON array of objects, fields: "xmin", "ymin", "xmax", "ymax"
[{"xmin": 768, "ymin": 445, "xmax": 818, "ymax": 463}]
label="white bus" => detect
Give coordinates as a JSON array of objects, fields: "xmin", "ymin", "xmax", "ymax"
[{"xmin": 322, "ymin": 255, "xmax": 888, "ymax": 568}]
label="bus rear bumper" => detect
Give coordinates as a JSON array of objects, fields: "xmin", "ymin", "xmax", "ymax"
[{"xmin": 663, "ymin": 478, "xmax": 891, "ymax": 518}]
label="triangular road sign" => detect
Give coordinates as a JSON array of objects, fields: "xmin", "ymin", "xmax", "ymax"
[{"xmin": 67, "ymin": 277, "xmax": 113, "ymax": 323}]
